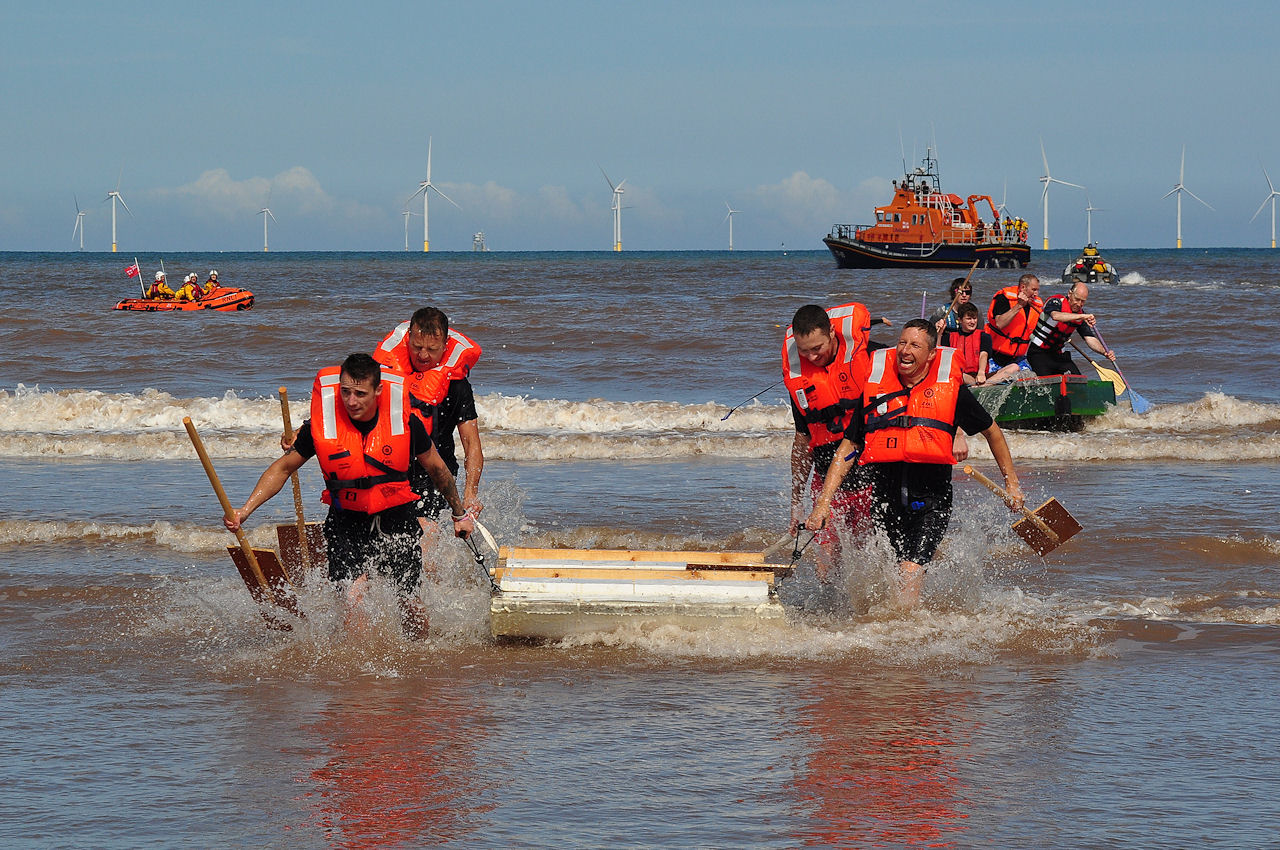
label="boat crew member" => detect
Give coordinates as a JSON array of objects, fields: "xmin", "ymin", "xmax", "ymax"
[
  {"xmin": 174, "ymin": 273, "xmax": 202, "ymax": 302},
  {"xmin": 941, "ymin": 303, "xmax": 993, "ymax": 385},
  {"xmin": 929, "ymin": 277, "xmax": 974, "ymax": 333},
  {"xmin": 1026, "ymin": 282, "xmax": 1115, "ymax": 376},
  {"xmin": 804, "ymin": 319, "xmax": 1022, "ymax": 609},
  {"xmin": 985, "ymin": 273, "xmax": 1043, "ymax": 383},
  {"xmin": 372, "ymin": 307, "xmax": 485, "ymax": 532},
  {"xmin": 146, "ymin": 271, "xmax": 174, "ymax": 299},
  {"xmin": 225, "ymin": 353, "xmax": 474, "ymax": 639},
  {"xmin": 203, "ymin": 270, "xmax": 220, "ymax": 296},
  {"xmin": 784, "ymin": 303, "xmax": 898, "ymax": 581}
]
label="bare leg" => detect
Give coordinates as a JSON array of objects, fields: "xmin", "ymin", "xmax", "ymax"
[
  {"xmin": 398, "ymin": 595, "xmax": 428, "ymax": 640},
  {"xmin": 895, "ymin": 560, "xmax": 925, "ymax": 609},
  {"xmin": 988, "ymin": 363, "xmax": 1022, "ymax": 384},
  {"xmin": 343, "ymin": 574, "xmax": 371, "ymax": 634}
]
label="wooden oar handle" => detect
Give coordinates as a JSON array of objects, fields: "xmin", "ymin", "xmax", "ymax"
[
  {"xmin": 183, "ymin": 417, "xmax": 271, "ymax": 590},
  {"xmin": 962, "ymin": 465, "xmax": 1059, "ymax": 543},
  {"xmin": 278, "ymin": 387, "xmax": 310, "ymax": 572}
]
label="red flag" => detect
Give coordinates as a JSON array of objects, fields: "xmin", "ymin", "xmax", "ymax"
[{"xmin": 124, "ymin": 263, "xmax": 140, "ymax": 278}]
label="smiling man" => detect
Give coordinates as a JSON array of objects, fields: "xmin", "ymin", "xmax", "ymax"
[
  {"xmin": 225, "ymin": 353, "xmax": 474, "ymax": 638},
  {"xmin": 805, "ymin": 319, "xmax": 1022, "ymax": 608}
]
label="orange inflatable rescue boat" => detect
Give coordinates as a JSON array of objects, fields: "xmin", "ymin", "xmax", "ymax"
[{"xmin": 113, "ymin": 287, "xmax": 255, "ymax": 312}]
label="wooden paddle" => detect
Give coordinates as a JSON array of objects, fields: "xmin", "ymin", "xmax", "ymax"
[
  {"xmin": 963, "ymin": 465, "xmax": 1082, "ymax": 556},
  {"xmin": 278, "ymin": 387, "xmax": 311, "ymax": 574},
  {"xmin": 183, "ymin": 417, "xmax": 303, "ymax": 622}
]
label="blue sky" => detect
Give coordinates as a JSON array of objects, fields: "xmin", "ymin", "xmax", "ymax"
[{"xmin": 4, "ymin": 1, "xmax": 1279, "ymax": 251}]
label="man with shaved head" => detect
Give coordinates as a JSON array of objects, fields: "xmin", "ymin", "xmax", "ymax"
[{"xmin": 1026, "ymin": 281, "xmax": 1116, "ymax": 376}]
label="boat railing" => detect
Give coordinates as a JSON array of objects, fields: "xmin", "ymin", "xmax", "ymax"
[{"xmin": 830, "ymin": 223, "xmax": 1026, "ymax": 248}]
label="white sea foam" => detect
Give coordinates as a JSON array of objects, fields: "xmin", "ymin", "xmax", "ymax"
[{"xmin": 2, "ymin": 386, "xmax": 1279, "ymax": 461}]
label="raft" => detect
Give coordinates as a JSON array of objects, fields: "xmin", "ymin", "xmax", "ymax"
[
  {"xmin": 971, "ymin": 375, "xmax": 1116, "ymax": 431},
  {"xmin": 113, "ymin": 287, "xmax": 254, "ymax": 312},
  {"xmin": 488, "ymin": 547, "xmax": 793, "ymax": 641}
]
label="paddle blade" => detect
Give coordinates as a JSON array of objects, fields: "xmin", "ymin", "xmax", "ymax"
[
  {"xmin": 227, "ymin": 546, "xmax": 304, "ymax": 625},
  {"xmin": 1011, "ymin": 499, "xmax": 1082, "ymax": 556},
  {"xmin": 1124, "ymin": 387, "xmax": 1153, "ymax": 415},
  {"xmin": 1090, "ymin": 361, "xmax": 1127, "ymax": 397}
]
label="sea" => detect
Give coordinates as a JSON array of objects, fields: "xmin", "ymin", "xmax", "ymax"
[{"xmin": 1, "ymin": 248, "xmax": 1277, "ymax": 848}]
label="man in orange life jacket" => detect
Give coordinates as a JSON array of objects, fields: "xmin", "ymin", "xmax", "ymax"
[
  {"xmin": 805, "ymin": 319, "xmax": 1022, "ymax": 608},
  {"xmin": 985, "ymin": 273, "xmax": 1043, "ymax": 383},
  {"xmin": 784, "ymin": 303, "xmax": 893, "ymax": 580},
  {"xmin": 372, "ymin": 307, "xmax": 484, "ymax": 529},
  {"xmin": 1026, "ymin": 281, "xmax": 1115, "ymax": 376},
  {"xmin": 225, "ymin": 353, "xmax": 474, "ymax": 638}
]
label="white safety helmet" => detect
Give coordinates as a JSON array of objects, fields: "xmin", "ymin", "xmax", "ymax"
[
  {"xmin": 208, "ymin": 270, "xmax": 218, "ymax": 279},
  {"xmin": 155, "ymin": 271, "xmax": 166, "ymax": 281},
  {"xmin": 185, "ymin": 273, "xmax": 196, "ymax": 283}
]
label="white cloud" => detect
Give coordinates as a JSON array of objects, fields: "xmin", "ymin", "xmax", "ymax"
[{"xmin": 157, "ymin": 166, "xmax": 378, "ymax": 221}]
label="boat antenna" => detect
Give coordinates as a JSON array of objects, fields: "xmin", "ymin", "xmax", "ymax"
[{"xmin": 899, "ymin": 127, "xmax": 907, "ymax": 175}]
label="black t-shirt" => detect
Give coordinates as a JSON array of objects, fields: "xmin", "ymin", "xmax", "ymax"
[
  {"xmin": 428, "ymin": 377, "xmax": 478, "ymax": 475},
  {"xmin": 293, "ymin": 413, "xmax": 433, "ymax": 461}
]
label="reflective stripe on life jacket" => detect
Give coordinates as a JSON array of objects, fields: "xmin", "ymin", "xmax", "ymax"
[
  {"xmin": 310, "ymin": 366, "xmax": 420, "ymax": 514},
  {"xmin": 373, "ymin": 321, "xmax": 482, "ymax": 417},
  {"xmin": 986, "ymin": 285, "xmax": 1043, "ymax": 359},
  {"xmin": 1028, "ymin": 294, "xmax": 1082, "ymax": 353},
  {"xmin": 861, "ymin": 347, "xmax": 961, "ymax": 465},
  {"xmin": 782, "ymin": 302, "xmax": 873, "ymax": 448}
]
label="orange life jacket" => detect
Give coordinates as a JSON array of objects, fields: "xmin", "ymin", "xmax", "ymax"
[
  {"xmin": 782, "ymin": 302, "xmax": 873, "ymax": 448},
  {"xmin": 861, "ymin": 347, "xmax": 961, "ymax": 465},
  {"xmin": 986, "ymin": 285, "xmax": 1043, "ymax": 359},
  {"xmin": 943, "ymin": 327, "xmax": 984, "ymax": 375},
  {"xmin": 310, "ymin": 367, "xmax": 420, "ymax": 514},
  {"xmin": 373, "ymin": 322, "xmax": 482, "ymax": 419}
]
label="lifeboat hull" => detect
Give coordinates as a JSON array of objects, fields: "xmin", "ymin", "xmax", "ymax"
[
  {"xmin": 823, "ymin": 234, "xmax": 1031, "ymax": 270},
  {"xmin": 113, "ymin": 287, "xmax": 254, "ymax": 312}
]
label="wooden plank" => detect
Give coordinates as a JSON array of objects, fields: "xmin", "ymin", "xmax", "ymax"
[
  {"xmin": 226, "ymin": 546, "xmax": 303, "ymax": 628},
  {"xmin": 498, "ymin": 547, "xmax": 765, "ymax": 566},
  {"xmin": 275, "ymin": 522, "xmax": 327, "ymax": 582},
  {"xmin": 496, "ymin": 566, "xmax": 778, "ymax": 584}
]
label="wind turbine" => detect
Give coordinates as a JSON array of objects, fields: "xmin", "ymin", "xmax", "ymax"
[
  {"xmin": 1250, "ymin": 166, "xmax": 1280, "ymax": 249},
  {"xmin": 1084, "ymin": 195, "xmax": 1105, "ymax": 245},
  {"xmin": 1039, "ymin": 140, "xmax": 1083, "ymax": 251},
  {"xmin": 996, "ymin": 178, "xmax": 1009, "ymax": 219},
  {"xmin": 72, "ymin": 195, "xmax": 87, "ymax": 251},
  {"xmin": 402, "ymin": 209, "xmax": 420, "ymax": 251},
  {"xmin": 601, "ymin": 166, "xmax": 626, "ymax": 251},
  {"xmin": 723, "ymin": 202, "xmax": 740, "ymax": 251},
  {"xmin": 259, "ymin": 206, "xmax": 277, "ymax": 251},
  {"xmin": 1162, "ymin": 145, "xmax": 1213, "ymax": 249},
  {"xmin": 407, "ymin": 137, "xmax": 460, "ymax": 252},
  {"xmin": 104, "ymin": 172, "xmax": 132, "ymax": 253}
]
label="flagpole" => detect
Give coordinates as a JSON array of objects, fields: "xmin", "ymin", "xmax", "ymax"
[{"xmin": 135, "ymin": 257, "xmax": 145, "ymax": 297}]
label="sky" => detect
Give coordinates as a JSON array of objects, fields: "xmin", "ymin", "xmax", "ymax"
[{"xmin": 4, "ymin": 1, "xmax": 1280, "ymax": 252}]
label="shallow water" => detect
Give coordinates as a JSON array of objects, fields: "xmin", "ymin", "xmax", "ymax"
[{"xmin": 2, "ymin": 249, "xmax": 1278, "ymax": 846}]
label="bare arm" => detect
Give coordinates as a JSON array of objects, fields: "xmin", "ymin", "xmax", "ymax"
[
  {"xmin": 790, "ymin": 431, "xmax": 813, "ymax": 532},
  {"xmin": 224, "ymin": 451, "xmax": 308, "ymax": 531},
  {"xmin": 456, "ymin": 419, "xmax": 484, "ymax": 513},
  {"xmin": 803, "ymin": 437, "xmax": 861, "ymax": 531},
  {"xmin": 416, "ymin": 444, "xmax": 476, "ymax": 537},
  {"xmin": 980, "ymin": 422, "xmax": 1024, "ymax": 510}
]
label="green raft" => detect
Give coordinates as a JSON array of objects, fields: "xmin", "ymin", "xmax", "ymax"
[{"xmin": 970, "ymin": 375, "xmax": 1116, "ymax": 431}]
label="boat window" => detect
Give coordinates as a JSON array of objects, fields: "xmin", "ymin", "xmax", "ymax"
[{"xmin": 893, "ymin": 213, "xmax": 901, "ymax": 222}]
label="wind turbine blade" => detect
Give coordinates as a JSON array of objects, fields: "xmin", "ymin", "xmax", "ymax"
[
  {"xmin": 1179, "ymin": 145, "xmax": 1186, "ymax": 183},
  {"xmin": 1251, "ymin": 196, "xmax": 1270, "ymax": 223},
  {"xmin": 1161, "ymin": 187, "xmax": 1179, "ymax": 200},
  {"xmin": 1040, "ymin": 138, "xmax": 1050, "ymax": 176},
  {"xmin": 616, "ymin": 178, "xmax": 627, "ymax": 191},
  {"xmin": 430, "ymin": 184, "xmax": 461, "ymax": 209},
  {"xmin": 1183, "ymin": 187, "xmax": 1213, "ymax": 211},
  {"xmin": 115, "ymin": 167, "xmax": 123, "ymax": 192},
  {"xmin": 1264, "ymin": 166, "xmax": 1275, "ymax": 194},
  {"xmin": 1053, "ymin": 179, "xmax": 1085, "ymax": 190},
  {"xmin": 406, "ymin": 184, "xmax": 428, "ymax": 206},
  {"xmin": 118, "ymin": 195, "xmax": 133, "ymax": 217},
  {"xmin": 75, "ymin": 194, "xmax": 81, "ymax": 214},
  {"xmin": 268, "ymin": 209, "xmax": 277, "ymax": 222},
  {"xmin": 426, "ymin": 137, "xmax": 433, "ymax": 182},
  {"xmin": 599, "ymin": 165, "xmax": 616, "ymax": 191}
]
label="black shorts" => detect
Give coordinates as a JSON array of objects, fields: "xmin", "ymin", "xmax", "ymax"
[
  {"xmin": 322, "ymin": 504, "xmax": 423, "ymax": 596},
  {"xmin": 869, "ymin": 463, "xmax": 953, "ymax": 566},
  {"xmin": 1027, "ymin": 347, "xmax": 1082, "ymax": 377}
]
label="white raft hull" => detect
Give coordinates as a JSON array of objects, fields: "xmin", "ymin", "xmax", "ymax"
[{"xmin": 489, "ymin": 548, "xmax": 791, "ymax": 641}]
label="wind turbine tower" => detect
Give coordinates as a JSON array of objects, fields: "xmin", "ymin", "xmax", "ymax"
[
  {"xmin": 1162, "ymin": 145, "xmax": 1213, "ymax": 249},
  {"xmin": 1039, "ymin": 140, "xmax": 1083, "ymax": 251},
  {"xmin": 723, "ymin": 202, "xmax": 740, "ymax": 251},
  {"xmin": 601, "ymin": 167, "xmax": 626, "ymax": 251},
  {"xmin": 72, "ymin": 196, "xmax": 87, "ymax": 251},
  {"xmin": 105, "ymin": 174, "xmax": 132, "ymax": 253},
  {"xmin": 402, "ymin": 209, "xmax": 419, "ymax": 251},
  {"xmin": 1084, "ymin": 195, "xmax": 1105, "ymax": 245},
  {"xmin": 1250, "ymin": 166, "xmax": 1280, "ymax": 249},
  {"xmin": 259, "ymin": 206, "xmax": 277, "ymax": 251},
  {"xmin": 407, "ymin": 137, "xmax": 460, "ymax": 252}
]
